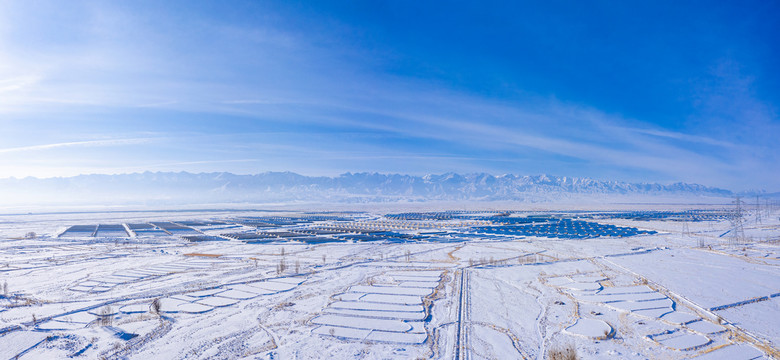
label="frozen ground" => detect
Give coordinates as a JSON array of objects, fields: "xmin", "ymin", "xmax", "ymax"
[{"xmin": 0, "ymin": 206, "xmax": 778, "ymax": 359}]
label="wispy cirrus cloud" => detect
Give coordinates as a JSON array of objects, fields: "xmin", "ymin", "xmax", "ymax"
[
  {"xmin": 0, "ymin": 75, "xmax": 42, "ymax": 93},
  {"xmin": 0, "ymin": 1, "xmax": 777, "ymax": 192},
  {"xmin": 0, "ymin": 138, "xmax": 155, "ymax": 155}
]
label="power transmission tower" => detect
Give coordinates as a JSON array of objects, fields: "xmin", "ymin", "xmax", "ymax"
[
  {"xmin": 682, "ymin": 220, "xmax": 700, "ymax": 247},
  {"xmin": 730, "ymin": 196, "xmax": 746, "ymax": 246}
]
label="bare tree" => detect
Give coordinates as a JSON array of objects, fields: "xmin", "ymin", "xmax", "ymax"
[
  {"xmin": 294, "ymin": 259, "xmax": 300, "ymax": 273},
  {"xmin": 2, "ymin": 280, "xmax": 7, "ymax": 297},
  {"xmin": 322, "ymin": 254, "xmax": 327, "ymax": 264},
  {"xmin": 151, "ymin": 298, "xmax": 162, "ymax": 320},
  {"xmin": 276, "ymin": 258, "xmax": 286, "ymax": 275},
  {"xmin": 98, "ymin": 305, "xmax": 114, "ymax": 326}
]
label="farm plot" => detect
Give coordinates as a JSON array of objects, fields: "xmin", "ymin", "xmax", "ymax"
[
  {"xmin": 312, "ymin": 270, "xmax": 444, "ymax": 344},
  {"xmin": 113, "ymin": 276, "xmax": 306, "ymax": 315},
  {"xmin": 69, "ymin": 259, "xmax": 220, "ymax": 293},
  {"xmin": 0, "ymin": 331, "xmax": 49, "ymax": 359},
  {"xmin": 606, "ymin": 248, "xmax": 780, "ymax": 310},
  {"xmin": 32, "ymin": 310, "xmax": 100, "ymax": 331},
  {"xmin": 564, "ymin": 318, "xmax": 613, "ymax": 339},
  {"xmin": 714, "ymin": 297, "xmax": 780, "ymax": 348},
  {"xmin": 549, "ymin": 271, "xmax": 738, "ymax": 357}
]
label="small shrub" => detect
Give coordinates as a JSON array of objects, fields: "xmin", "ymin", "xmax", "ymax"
[
  {"xmin": 274, "ymin": 302, "xmax": 294, "ymax": 310},
  {"xmin": 548, "ymin": 343, "xmax": 578, "ymax": 360}
]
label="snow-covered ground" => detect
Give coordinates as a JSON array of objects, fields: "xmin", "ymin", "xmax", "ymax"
[{"xmin": 0, "ymin": 206, "xmax": 778, "ymax": 359}]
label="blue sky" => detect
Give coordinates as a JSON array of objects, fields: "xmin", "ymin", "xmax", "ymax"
[{"xmin": 0, "ymin": 1, "xmax": 778, "ymax": 191}]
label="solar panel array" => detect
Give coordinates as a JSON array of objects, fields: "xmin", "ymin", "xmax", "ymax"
[
  {"xmin": 581, "ymin": 210, "xmax": 733, "ymax": 222},
  {"xmin": 471, "ymin": 219, "xmax": 656, "ymax": 239},
  {"xmin": 55, "ymin": 211, "xmax": 663, "ymax": 243}
]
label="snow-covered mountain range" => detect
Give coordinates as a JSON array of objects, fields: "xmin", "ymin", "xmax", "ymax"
[{"xmin": 0, "ymin": 172, "xmax": 737, "ymax": 206}]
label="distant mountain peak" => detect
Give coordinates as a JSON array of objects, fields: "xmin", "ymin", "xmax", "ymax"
[{"xmin": 0, "ymin": 171, "xmax": 735, "ymax": 206}]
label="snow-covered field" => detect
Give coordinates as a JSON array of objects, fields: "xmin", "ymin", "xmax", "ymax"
[{"xmin": 0, "ymin": 206, "xmax": 778, "ymax": 359}]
